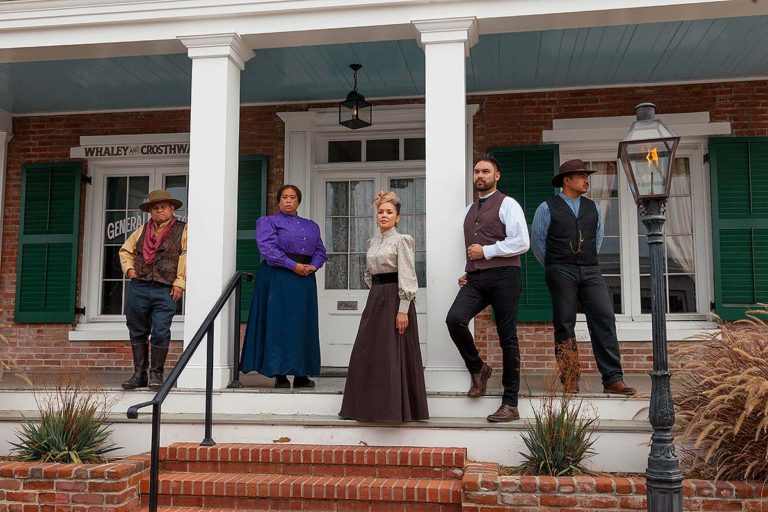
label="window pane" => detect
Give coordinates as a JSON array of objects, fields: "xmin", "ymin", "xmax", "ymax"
[
  {"xmin": 325, "ymin": 255, "xmax": 348, "ymax": 289},
  {"xmin": 639, "ymin": 275, "xmax": 652, "ymax": 314},
  {"xmin": 101, "ymin": 280, "xmax": 123, "ymax": 315},
  {"xmin": 666, "ymin": 235, "xmax": 694, "ymax": 274},
  {"xmin": 586, "ymin": 161, "xmax": 619, "ymax": 198},
  {"xmin": 326, "ymin": 218, "xmax": 349, "ymax": 252},
  {"xmin": 350, "ymin": 181, "xmax": 374, "ymax": 216},
  {"xmin": 165, "ymin": 175, "xmax": 188, "ymax": 222},
  {"xmin": 103, "ymin": 246, "xmax": 124, "ymax": 279},
  {"xmin": 404, "ymin": 138, "xmax": 425, "ymax": 160},
  {"xmin": 599, "ymin": 236, "xmax": 621, "ymax": 274},
  {"xmin": 349, "ymin": 254, "xmax": 367, "ymax": 290},
  {"xmin": 366, "ymin": 139, "xmax": 399, "ymax": 161},
  {"xmin": 128, "ymin": 176, "xmax": 149, "ymax": 209},
  {"xmin": 329, "ymin": 141, "xmax": 361, "ymax": 163},
  {"xmin": 106, "ymin": 177, "xmax": 127, "ymax": 209},
  {"xmin": 350, "ymin": 218, "xmax": 373, "ymax": 252},
  {"xmin": 668, "ymin": 274, "xmax": 696, "ymax": 313},
  {"xmin": 638, "ymin": 236, "xmax": 650, "ymax": 274},
  {"xmin": 326, "ymin": 182, "xmax": 349, "ymax": 216},
  {"xmin": 415, "ymin": 251, "xmax": 426, "ymax": 288},
  {"xmin": 388, "ymin": 177, "xmax": 426, "ymax": 288},
  {"xmin": 670, "ymin": 157, "xmax": 691, "ymax": 196},
  {"xmin": 666, "ymin": 197, "xmax": 692, "ymax": 235},
  {"xmin": 603, "ymin": 275, "xmax": 622, "ymax": 314},
  {"xmin": 595, "ymin": 198, "xmax": 620, "ymax": 237}
]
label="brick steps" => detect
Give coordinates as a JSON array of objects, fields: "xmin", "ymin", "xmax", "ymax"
[
  {"xmin": 160, "ymin": 443, "xmax": 465, "ymax": 479},
  {"xmin": 139, "ymin": 443, "xmax": 466, "ymax": 512}
]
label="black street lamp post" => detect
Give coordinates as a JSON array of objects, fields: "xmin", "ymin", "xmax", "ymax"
[{"xmin": 618, "ymin": 103, "xmax": 683, "ymax": 512}]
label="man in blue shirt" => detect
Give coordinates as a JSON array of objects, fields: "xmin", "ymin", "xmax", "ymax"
[{"xmin": 531, "ymin": 159, "xmax": 636, "ymax": 396}]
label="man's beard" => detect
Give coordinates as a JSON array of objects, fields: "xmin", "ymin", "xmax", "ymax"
[{"xmin": 474, "ymin": 179, "xmax": 495, "ymax": 192}]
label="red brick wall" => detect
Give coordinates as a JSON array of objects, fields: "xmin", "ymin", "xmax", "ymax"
[
  {"xmin": 462, "ymin": 463, "xmax": 768, "ymax": 511},
  {"xmin": 2, "ymin": 80, "xmax": 767, "ymax": 374},
  {"xmin": 0, "ymin": 458, "xmax": 145, "ymax": 512}
]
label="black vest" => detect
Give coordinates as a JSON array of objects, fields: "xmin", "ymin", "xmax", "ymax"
[{"xmin": 544, "ymin": 196, "xmax": 598, "ymax": 266}]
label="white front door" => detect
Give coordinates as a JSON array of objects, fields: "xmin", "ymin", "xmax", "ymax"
[{"xmin": 315, "ymin": 171, "xmax": 427, "ymax": 367}]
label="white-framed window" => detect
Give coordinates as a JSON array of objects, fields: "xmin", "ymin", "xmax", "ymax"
[
  {"xmin": 561, "ymin": 144, "xmax": 712, "ymax": 320},
  {"xmin": 82, "ymin": 162, "xmax": 189, "ymax": 323}
]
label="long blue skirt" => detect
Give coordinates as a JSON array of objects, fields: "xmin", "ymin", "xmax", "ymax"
[{"xmin": 240, "ymin": 261, "xmax": 321, "ymax": 377}]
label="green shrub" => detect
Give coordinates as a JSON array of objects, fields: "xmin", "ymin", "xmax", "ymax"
[
  {"xmin": 10, "ymin": 375, "xmax": 120, "ymax": 464},
  {"xmin": 515, "ymin": 395, "xmax": 597, "ymax": 476},
  {"xmin": 674, "ymin": 306, "xmax": 768, "ymax": 481}
]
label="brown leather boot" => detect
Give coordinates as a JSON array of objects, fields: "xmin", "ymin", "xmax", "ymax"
[
  {"xmin": 556, "ymin": 338, "xmax": 581, "ymax": 395},
  {"xmin": 486, "ymin": 404, "xmax": 520, "ymax": 423},
  {"xmin": 467, "ymin": 364, "xmax": 492, "ymax": 398},
  {"xmin": 603, "ymin": 380, "xmax": 637, "ymax": 396}
]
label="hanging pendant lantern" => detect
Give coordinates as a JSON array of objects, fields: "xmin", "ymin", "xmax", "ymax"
[{"xmin": 339, "ymin": 64, "xmax": 372, "ymax": 130}]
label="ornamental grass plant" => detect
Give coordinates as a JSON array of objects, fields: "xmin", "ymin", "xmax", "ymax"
[
  {"xmin": 0, "ymin": 332, "xmax": 32, "ymax": 386},
  {"xmin": 10, "ymin": 374, "xmax": 120, "ymax": 464},
  {"xmin": 514, "ymin": 342, "xmax": 598, "ymax": 476},
  {"xmin": 674, "ymin": 306, "xmax": 768, "ymax": 482}
]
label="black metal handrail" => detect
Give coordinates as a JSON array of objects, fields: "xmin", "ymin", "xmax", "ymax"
[{"xmin": 127, "ymin": 271, "xmax": 253, "ymax": 512}]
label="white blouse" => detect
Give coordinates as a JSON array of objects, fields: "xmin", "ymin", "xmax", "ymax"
[{"xmin": 363, "ymin": 228, "xmax": 418, "ymax": 314}]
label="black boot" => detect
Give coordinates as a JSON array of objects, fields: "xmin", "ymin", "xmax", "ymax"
[
  {"xmin": 122, "ymin": 343, "xmax": 149, "ymax": 390},
  {"xmin": 274, "ymin": 375, "xmax": 290, "ymax": 388},
  {"xmin": 148, "ymin": 345, "xmax": 169, "ymax": 390}
]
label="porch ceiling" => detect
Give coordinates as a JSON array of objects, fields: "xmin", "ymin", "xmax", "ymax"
[{"xmin": 2, "ymin": 15, "xmax": 768, "ymax": 115}]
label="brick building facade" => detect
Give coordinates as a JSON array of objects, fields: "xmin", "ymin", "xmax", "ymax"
[{"xmin": 2, "ymin": 79, "xmax": 766, "ymax": 376}]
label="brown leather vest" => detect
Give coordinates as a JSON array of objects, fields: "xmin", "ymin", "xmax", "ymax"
[
  {"xmin": 463, "ymin": 191, "xmax": 521, "ymax": 272},
  {"xmin": 133, "ymin": 221, "xmax": 185, "ymax": 286}
]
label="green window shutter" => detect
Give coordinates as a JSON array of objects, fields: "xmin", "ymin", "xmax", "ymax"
[
  {"xmin": 15, "ymin": 162, "xmax": 82, "ymax": 323},
  {"xmin": 236, "ymin": 155, "xmax": 268, "ymax": 319},
  {"xmin": 710, "ymin": 138, "xmax": 768, "ymax": 320},
  {"xmin": 491, "ymin": 145, "xmax": 559, "ymax": 322}
]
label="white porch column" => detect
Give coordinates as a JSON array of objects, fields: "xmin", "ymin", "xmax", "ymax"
[
  {"xmin": 413, "ymin": 18, "xmax": 478, "ymax": 391},
  {"xmin": 277, "ymin": 112, "xmax": 317, "ymax": 217},
  {"xmin": 176, "ymin": 34, "xmax": 253, "ymax": 389},
  {"xmin": 0, "ymin": 110, "xmax": 12, "ymax": 275}
]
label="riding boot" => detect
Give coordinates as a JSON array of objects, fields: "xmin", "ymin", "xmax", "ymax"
[
  {"xmin": 148, "ymin": 345, "xmax": 169, "ymax": 390},
  {"xmin": 122, "ymin": 343, "xmax": 149, "ymax": 390}
]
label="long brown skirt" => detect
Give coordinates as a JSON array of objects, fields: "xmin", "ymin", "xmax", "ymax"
[{"xmin": 339, "ymin": 282, "xmax": 429, "ymax": 422}]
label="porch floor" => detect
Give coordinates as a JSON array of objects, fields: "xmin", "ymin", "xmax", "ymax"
[{"xmin": 0, "ymin": 369, "xmax": 652, "ymax": 397}]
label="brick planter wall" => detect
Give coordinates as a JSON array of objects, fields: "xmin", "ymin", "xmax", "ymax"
[
  {"xmin": 462, "ymin": 463, "xmax": 768, "ymax": 511},
  {"xmin": 0, "ymin": 458, "xmax": 145, "ymax": 512}
]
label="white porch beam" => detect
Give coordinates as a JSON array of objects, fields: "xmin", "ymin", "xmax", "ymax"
[
  {"xmin": 176, "ymin": 34, "xmax": 253, "ymax": 390},
  {"xmin": 1, "ymin": 0, "xmax": 767, "ymax": 62},
  {"xmin": 413, "ymin": 17, "xmax": 477, "ymax": 392}
]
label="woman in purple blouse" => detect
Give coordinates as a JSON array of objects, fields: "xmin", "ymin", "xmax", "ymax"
[{"xmin": 240, "ymin": 185, "xmax": 328, "ymax": 388}]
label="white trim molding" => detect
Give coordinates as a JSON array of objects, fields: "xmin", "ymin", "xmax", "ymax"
[
  {"xmin": 178, "ymin": 33, "xmax": 254, "ymax": 71},
  {"xmin": 412, "ymin": 17, "xmax": 478, "ymax": 56},
  {"xmin": 543, "ymin": 111, "xmax": 731, "ymax": 144}
]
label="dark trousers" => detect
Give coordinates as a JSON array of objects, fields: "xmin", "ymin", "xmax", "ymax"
[
  {"xmin": 125, "ymin": 279, "xmax": 177, "ymax": 348},
  {"xmin": 544, "ymin": 264, "xmax": 623, "ymax": 386},
  {"xmin": 446, "ymin": 266, "xmax": 521, "ymax": 406}
]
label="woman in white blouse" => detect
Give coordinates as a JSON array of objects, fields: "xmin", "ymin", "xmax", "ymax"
[{"xmin": 339, "ymin": 191, "xmax": 429, "ymax": 422}]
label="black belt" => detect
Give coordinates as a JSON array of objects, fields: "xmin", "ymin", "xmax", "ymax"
[
  {"xmin": 372, "ymin": 272, "xmax": 398, "ymax": 285},
  {"xmin": 287, "ymin": 253, "xmax": 312, "ymax": 265}
]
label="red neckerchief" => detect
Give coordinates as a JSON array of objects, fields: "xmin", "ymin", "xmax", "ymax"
[{"xmin": 142, "ymin": 216, "xmax": 177, "ymax": 265}]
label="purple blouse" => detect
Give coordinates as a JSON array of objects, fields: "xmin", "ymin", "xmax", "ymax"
[{"xmin": 256, "ymin": 212, "xmax": 328, "ymax": 271}]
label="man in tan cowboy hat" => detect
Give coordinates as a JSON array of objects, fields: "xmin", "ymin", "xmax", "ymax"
[
  {"xmin": 530, "ymin": 160, "xmax": 636, "ymax": 396},
  {"xmin": 119, "ymin": 189, "xmax": 187, "ymax": 390}
]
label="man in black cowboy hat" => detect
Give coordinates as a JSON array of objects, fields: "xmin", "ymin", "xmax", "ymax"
[
  {"xmin": 531, "ymin": 160, "xmax": 636, "ymax": 396},
  {"xmin": 119, "ymin": 189, "xmax": 187, "ymax": 390}
]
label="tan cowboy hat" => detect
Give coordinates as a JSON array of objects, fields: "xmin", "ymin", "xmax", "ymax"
[
  {"xmin": 551, "ymin": 159, "xmax": 596, "ymax": 188},
  {"xmin": 139, "ymin": 189, "xmax": 183, "ymax": 212}
]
